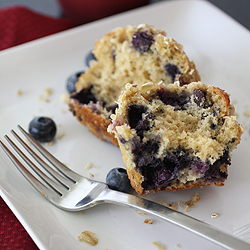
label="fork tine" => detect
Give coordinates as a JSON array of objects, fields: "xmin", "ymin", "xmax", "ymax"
[
  {"xmin": 4, "ymin": 135, "xmax": 66, "ymax": 195},
  {"xmin": 17, "ymin": 125, "xmax": 82, "ymax": 182},
  {"xmin": 11, "ymin": 129, "xmax": 74, "ymax": 189},
  {"xmin": 0, "ymin": 140, "xmax": 60, "ymax": 203}
]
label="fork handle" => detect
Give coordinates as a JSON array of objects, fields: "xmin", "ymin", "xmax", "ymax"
[{"xmin": 103, "ymin": 189, "xmax": 249, "ymax": 250}]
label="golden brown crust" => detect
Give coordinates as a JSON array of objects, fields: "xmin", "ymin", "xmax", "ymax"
[
  {"xmin": 122, "ymin": 138, "xmax": 226, "ymax": 196},
  {"xmin": 119, "ymin": 145, "xmax": 145, "ymax": 195},
  {"xmin": 208, "ymin": 85, "xmax": 231, "ymax": 115},
  {"xmin": 69, "ymin": 98, "xmax": 118, "ymax": 146}
]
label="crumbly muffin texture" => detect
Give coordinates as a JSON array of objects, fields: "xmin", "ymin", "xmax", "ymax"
[
  {"xmin": 69, "ymin": 24, "xmax": 200, "ymax": 145},
  {"xmin": 108, "ymin": 81, "xmax": 243, "ymax": 195}
]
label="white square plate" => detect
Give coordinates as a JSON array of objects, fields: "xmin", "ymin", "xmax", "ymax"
[{"xmin": 0, "ymin": 1, "xmax": 250, "ymax": 249}]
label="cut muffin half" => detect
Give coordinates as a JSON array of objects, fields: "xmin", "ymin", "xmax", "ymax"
[{"xmin": 108, "ymin": 81, "xmax": 243, "ymax": 195}]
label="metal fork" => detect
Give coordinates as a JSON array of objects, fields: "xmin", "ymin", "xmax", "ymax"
[{"xmin": 0, "ymin": 125, "xmax": 249, "ymax": 250}]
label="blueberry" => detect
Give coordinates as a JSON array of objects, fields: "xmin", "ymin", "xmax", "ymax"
[
  {"xmin": 131, "ymin": 31, "xmax": 154, "ymax": 53},
  {"xmin": 127, "ymin": 104, "xmax": 148, "ymax": 129},
  {"xmin": 193, "ymin": 89, "xmax": 206, "ymax": 107},
  {"xmin": 28, "ymin": 117, "xmax": 57, "ymax": 143},
  {"xmin": 106, "ymin": 168, "xmax": 133, "ymax": 193},
  {"xmin": 164, "ymin": 63, "xmax": 181, "ymax": 82},
  {"xmin": 66, "ymin": 71, "xmax": 85, "ymax": 94},
  {"xmin": 71, "ymin": 85, "xmax": 97, "ymax": 105},
  {"xmin": 85, "ymin": 50, "xmax": 97, "ymax": 67},
  {"xmin": 154, "ymin": 88, "xmax": 189, "ymax": 109},
  {"xmin": 127, "ymin": 104, "xmax": 155, "ymax": 138}
]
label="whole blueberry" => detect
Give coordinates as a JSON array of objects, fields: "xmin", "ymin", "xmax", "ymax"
[
  {"xmin": 66, "ymin": 71, "xmax": 85, "ymax": 94},
  {"xmin": 85, "ymin": 50, "xmax": 97, "ymax": 67},
  {"xmin": 28, "ymin": 117, "xmax": 57, "ymax": 143},
  {"xmin": 106, "ymin": 168, "xmax": 133, "ymax": 193},
  {"xmin": 132, "ymin": 31, "xmax": 154, "ymax": 53}
]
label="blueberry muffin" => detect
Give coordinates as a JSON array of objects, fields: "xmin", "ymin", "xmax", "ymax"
[
  {"xmin": 69, "ymin": 24, "xmax": 200, "ymax": 145},
  {"xmin": 108, "ymin": 81, "xmax": 243, "ymax": 195}
]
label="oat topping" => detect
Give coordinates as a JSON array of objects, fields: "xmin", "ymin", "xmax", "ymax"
[
  {"xmin": 211, "ymin": 212, "xmax": 219, "ymax": 218},
  {"xmin": 45, "ymin": 141, "xmax": 54, "ymax": 147},
  {"xmin": 58, "ymin": 130, "xmax": 66, "ymax": 139},
  {"xmin": 136, "ymin": 210, "xmax": 146, "ymax": 215},
  {"xmin": 17, "ymin": 89, "xmax": 22, "ymax": 95},
  {"xmin": 85, "ymin": 163, "xmax": 93, "ymax": 169},
  {"xmin": 78, "ymin": 231, "xmax": 98, "ymax": 246},
  {"xmin": 152, "ymin": 241, "xmax": 166, "ymax": 250},
  {"xmin": 44, "ymin": 88, "xmax": 53, "ymax": 96}
]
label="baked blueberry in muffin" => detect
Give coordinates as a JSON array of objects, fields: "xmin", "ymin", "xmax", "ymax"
[
  {"xmin": 108, "ymin": 81, "xmax": 243, "ymax": 195},
  {"xmin": 69, "ymin": 24, "xmax": 200, "ymax": 145}
]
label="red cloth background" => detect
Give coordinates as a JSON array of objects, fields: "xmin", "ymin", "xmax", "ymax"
[
  {"xmin": 0, "ymin": 198, "xmax": 38, "ymax": 250},
  {"xmin": 0, "ymin": 6, "xmax": 75, "ymax": 51},
  {"xmin": 0, "ymin": 1, "xmax": 149, "ymax": 248}
]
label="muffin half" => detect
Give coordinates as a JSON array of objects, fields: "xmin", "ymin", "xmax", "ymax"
[
  {"xmin": 108, "ymin": 81, "xmax": 243, "ymax": 195},
  {"xmin": 69, "ymin": 24, "xmax": 200, "ymax": 145}
]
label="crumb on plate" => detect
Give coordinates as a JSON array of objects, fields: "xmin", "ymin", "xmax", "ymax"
[
  {"xmin": 136, "ymin": 210, "xmax": 146, "ymax": 215},
  {"xmin": 192, "ymin": 193, "xmax": 200, "ymax": 202},
  {"xmin": 144, "ymin": 218, "xmax": 153, "ymax": 224},
  {"xmin": 58, "ymin": 130, "xmax": 66, "ymax": 139},
  {"xmin": 85, "ymin": 163, "xmax": 93, "ymax": 169},
  {"xmin": 152, "ymin": 241, "xmax": 165, "ymax": 250},
  {"xmin": 211, "ymin": 213, "xmax": 219, "ymax": 218},
  {"xmin": 44, "ymin": 88, "xmax": 53, "ymax": 96},
  {"xmin": 78, "ymin": 231, "xmax": 98, "ymax": 246},
  {"xmin": 17, "ymin": 89, "xmax": 22, "ymax": 95}
]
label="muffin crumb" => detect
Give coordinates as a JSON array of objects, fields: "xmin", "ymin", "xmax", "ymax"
[
  {"xmin": 185, "ymin": 200, "xmax": 194, "ymax": 208},
  {"xmin": 17, "ymin": 89, "xmax": 23, "ymax": 95},
  {"xmin": 78, "ymin": 231, "xmax": 98, "ymax": 246},
  {"xmin": 168, "ymin": 202, "xmax": 176, "ymax": 210},
  {"xmin": 136, "ymin": 210, "xmax": 146, "ymax": 215},
  {"xmin": 211, "ymin": 212, "xmax": 219, "ymax": 218},
  {"xmin": 152, "ymin": 241, "xmax": 165, "ymax": 250},
  {"xmin": 192, "ymin": 193, "xmax": 200, "ymax": 202},
  {"xmin": 144, "ymin": 218, "xmax": 153, "ymax": 224},
  {"xmin": 85, "ymin": 163, "xmax": 93, "ymax": 169},
  {"xmin": 44, "ymin": 88, "xmax": 53, "ymax": 96},
  {"xmin": 58, "ymin": 130, "xmax": 66, "ymax": 139}
]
